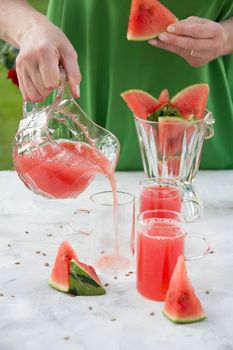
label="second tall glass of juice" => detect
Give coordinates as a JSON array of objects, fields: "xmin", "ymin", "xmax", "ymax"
[{"xmin": 139, "ymin": 178, "xmax": 201, "ymax": 222}]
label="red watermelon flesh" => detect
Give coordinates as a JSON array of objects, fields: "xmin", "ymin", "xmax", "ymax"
[
  {"xmin": 158, "ymin": 116, "xmax": 195, "ymax": 156},
  {"xmin": 158, "ymin": 89, "xmax": 170, "ymax": 105},
  {"xmin": 163, "ymin": 255, "xmax": 206, "ymax": 324},
  {"xmin": 48, "ymin": 241, "xmax": 78, "ymax": 292},
  {"xmin": 121, "ymin": 89, "xmax": 159, "ymax": 119},
  {"xmin": 127, "ymin": 0, "xmax": 177, "ymax": 41},
  {"xmin": 171, "ymin": 84, "xmax": 209, "ymax": 120}
]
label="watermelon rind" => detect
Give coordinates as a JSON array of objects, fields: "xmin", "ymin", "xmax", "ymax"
[
  {"xmin": 48, "ymin": 279, "xmax": 69, "ymax": 293},
  {"xmin": 69, "ymin": 259, "xmax": 106, "ymax": 296},
  {"xmin": 158, "ymin": 116, "xmax": 191, "ymax": 123},
  {"xmin": 162, "ymin": 310, "xmax": 206, "ymax": 324}
]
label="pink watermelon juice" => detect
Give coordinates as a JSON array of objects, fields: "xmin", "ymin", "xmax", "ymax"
[
  {"xmin": 139, "ymin": 183, "xmax": 182, "ymax": 214},
  {"xmin": 137, "ymin": 218, "xmax": 185, "ymax": 301},
  {"xmin": 14, "ymin": 139, "xmax": 127, "ymax": 270},
  {"xmin": 14, "ymin": 140, "xmax": 114, "ymax": 199}
]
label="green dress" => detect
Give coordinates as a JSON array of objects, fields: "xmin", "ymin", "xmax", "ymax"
[{"xmin": 47, "ymin": 0, "xmax": 233, "ymax": 170}]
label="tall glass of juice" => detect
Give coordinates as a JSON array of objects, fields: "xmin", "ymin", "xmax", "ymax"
[{"xmin": 136, "ymin": 209, "xmax": 209, "ymax": 301}]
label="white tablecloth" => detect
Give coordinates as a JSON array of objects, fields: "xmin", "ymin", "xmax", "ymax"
[{"xmin": 0, "ymin": 170, "xmax": 233, "ymax": 350}]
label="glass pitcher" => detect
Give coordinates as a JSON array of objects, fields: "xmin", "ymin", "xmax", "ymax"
[
  {"xmin": 134, "ymin": 111, "xmax": 215, "ymax": 220},
  {"xmin": 13, "ymin": 71, "xmax": 120, "ymax": 199}
]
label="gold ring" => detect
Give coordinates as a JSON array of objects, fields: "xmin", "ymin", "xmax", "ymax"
[{"xmin": 190, "ymin": 49, "xmax": 194, "ymax": 57}]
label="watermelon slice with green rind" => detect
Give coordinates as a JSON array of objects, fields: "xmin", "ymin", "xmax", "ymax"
[
  {"xmin": 121, "ymin": 89, "xmax": 159, "ymax": 119},
  {"xmin": 48, "ymin": 241, "xmax": 78, "ymax": 292},
  {"xmin": 127, "ymin": 0, "xmax": 177, "ymax": 41},
  {"xmin": 69, "ymin": 259, "xmax": 106, "ymax": 296},
  {"xmin": 171, "ymin": 84, "xmax": 209, "ymax": 120},
  {"xmin": 163, "ymin": 255, "xmax": 207, "ymax": 324}
]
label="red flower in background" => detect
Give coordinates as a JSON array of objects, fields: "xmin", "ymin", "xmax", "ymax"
[{"xmin": 7, "ymin": 67, "xmax": 19, "ymax": 86}]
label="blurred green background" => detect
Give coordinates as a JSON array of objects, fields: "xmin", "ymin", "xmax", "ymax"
[{"xmin": 0, "ymin": 0, "xmax": 49, "ymax": 170}]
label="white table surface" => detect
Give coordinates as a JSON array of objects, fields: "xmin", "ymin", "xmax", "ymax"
[{"xmin": 0, "ymin": 170, "xmax": 233, "ymax": 350}]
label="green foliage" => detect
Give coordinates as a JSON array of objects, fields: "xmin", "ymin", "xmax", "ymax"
[
  {"xmin": 0, "ymin": 41, "xmax": 19, "ymax": 70},
  {"xmin": 147, "ymin": 104, "xmax": 183, "ymax": 122}
]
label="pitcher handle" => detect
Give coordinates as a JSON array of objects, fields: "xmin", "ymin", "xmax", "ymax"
[
  {"xmin": 23, "ymin": 66, "xmax": 67, "ymax": 118},
  {"xmin": 182, "ymin": 183, "xmax": 202, "ymax": 222},
  {"xmin": 204, "ymin": 110, "xmax": 215, "ymax": 139}
]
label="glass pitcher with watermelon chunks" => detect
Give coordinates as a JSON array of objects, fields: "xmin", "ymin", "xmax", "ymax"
[
  {"xmin": 134, "ymin": 111, "xmax": 215, "ymax": 221},
  {"xmin": 13, "ymin": 69, "xmax": 120, "ymax": 199}
]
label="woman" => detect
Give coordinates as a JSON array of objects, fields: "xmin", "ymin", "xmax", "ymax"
[{"xmin": 0, "ymin": 0, "xmax": 233, "ymax": 169}]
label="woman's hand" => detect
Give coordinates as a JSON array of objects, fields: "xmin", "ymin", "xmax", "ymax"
[
  {"xmin": 149, "ymin": 16, "xmax": 229, "ymax": 67},
  {"xmin": 16, "ymin": 17, "xmax": 81, "ymax": 102}
]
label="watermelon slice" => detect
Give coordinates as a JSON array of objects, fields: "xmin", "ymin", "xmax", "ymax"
[
  {"xmin": 48, "ymin": 241, "xmax": 78, "ymax": 292},
  {"xmin": 158, "ymin": 116, "xmax": 195, "ymax": 155},
  {"xmin": 163, "ymin": 255, "xmax": 207, "ymax": 324},
  {"xmin": 171, "ymin": 84, "xmax": 209, "ymax": 120},
  {"xmin": 69, "ymin": 259, "xmax": 106, "ymax": 296},
  {"xmin": 121, "ymin": 89, "xmax": 159, "ymax": 119},
  {"xmin": 158, "ymin": 89, "xmax": 170, "ymax": 105},
  {"xmin": 127, "ymin": 0, "xmax": 177, "ymax": 41}
]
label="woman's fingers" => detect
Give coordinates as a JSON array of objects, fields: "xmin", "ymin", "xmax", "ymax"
[
  {"xmin": 26, "ymin": 62, "xmax": 52, "ymax": 98},
  {"xmin": 61, "ymin": 48, "xmax": 82, "ymax": 98},
  {"xmin": 17, "ymin": 72, "xmax": 29, "ymax": 101},
  {"xmin": 156, "ymin": 33, "xmax": 213, "ymax": 52},
  {"xmin": 167, "ymin": 18, "xmax": 220, "ymax": 38},
  {"xmin": 38, "ymin": 46, "xmax": 60, "ymax": 91},
  {"xmin": 149, "ymin": 16, "xmax": 225, "ymax": 67},
  {"xmin": 20, "ymin": 70, "xmax": 44, "ymax": 102},
  {"xmin": 15, "ymin": 18, "xmax": 82, "ymax": 102}
]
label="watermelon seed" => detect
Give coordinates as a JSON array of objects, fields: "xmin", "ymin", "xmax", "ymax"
[
  {"xmin": 64, "ymin": 336, "xmax": 70, "ymax": 341},
  {"xmin": 69, "ymin": 293, "xmax": 76, "ymax": 297},
  {"xmin": 205, "ymin": 290, "xmax": 210, "ymax": 294},
  {"xmin": 0, "ymin": 293, "xmax": 3, "ymax": 297},
  {"xmin": 209, "ymin": 250, "xmax": 214, "ymax": 254},
  {"xmin": 36, "ymin": 251, "xmax": 41, "ymax": 254},
  {"xmin": 111, "ymin": 318, "xmax": 117, "ymax": 322},
  {"xmin": 104, "ymin": 283, "xmax": 109, "ymax": 287},
  {"xmin": 11, "ymin": 295, "xmax": 15, "ymax": 298},
  {"xmin": 129, "ymin": 271, "xmax": 134, "ymax": 274},
  {"xmin": 44, "ymin": 263, "xmax": 49, "ymax": 267},
  {"xmin": 47, "ymin": 234, "xmax": 53, "ymax": 237},
  {"xmin": 88, "ymin": 306, "xmax": 93, "ymax": 310},
  {"xmin": 125, "ymin": 274, "xmax": 130, "ymax": 277},
  {"xmin": 59, "ymin": 225, "xmax": 63, "ymax": 229},
  {"xmin": 42, "ymin": 253, "xmax": 46, "ymax": 256},
  {"xmin": 14, "ymin": 262, "xmax": 20, "ymax": 265},
  {"xmin": 150, "ymin": 312, "xmax": 155, "ymax": 316},
  {"xmin": 114, "ymin": 276, "xmax": 117, "ymax": 280},
  {"xmin": 100, "ymin": 250, "xmax": 105, "ymax": 254},
  {"xmin": 8, "ymin": 244, "xmax": 11, "ymax": 247},
  {"xmin": 25, "ymin": 231, "xmax": 29, "ymax": 234}
]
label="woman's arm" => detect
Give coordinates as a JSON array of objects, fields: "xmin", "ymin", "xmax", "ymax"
[
  {"xmin": 0, "ymin": 0, "xmax": 81, "ymax": 101},
  {"xmin": 149, "ymin": 16, "xmax": 233, "ymax": 67}
]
